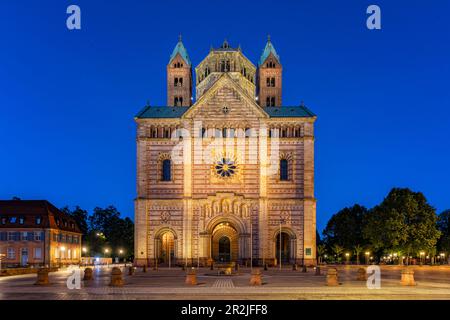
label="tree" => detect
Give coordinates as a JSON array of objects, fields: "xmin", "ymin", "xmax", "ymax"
[
  {"xmin": 88, "ymin": 206, "xmax": 134, "ymax": 259},
  {"xmin": 323, "ymin": 204, "xmax": 368, "ymax": 250},
  {"xmin": 332, "ymin": 244, "xmax": 344, "ymax": 264},
  {"xmin": 317, "ymin": 244, "xmax": 326, "ymax": 264},
  {"xmin": 363, "ymin": 188, "xmax": 441, "ymax": 264},
  {"xmin": 61, "ymin": 206, "xmax": 89, "ymax": 242},
  {"xmin": 437, "ymin": 210, "xmax": 450, "ymax": 255},
  {"xmin": 354, "ymin": 245, "xmax": 363, "ymax": 265}
]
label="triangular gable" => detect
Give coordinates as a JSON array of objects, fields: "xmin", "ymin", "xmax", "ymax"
[{"xmin": 182, "ymin": 73, "xmax": 269, "ymax": 119}]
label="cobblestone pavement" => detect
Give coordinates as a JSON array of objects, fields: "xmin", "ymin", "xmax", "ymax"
[{"xmin": 1, "ymin": 265, "xmax": 449, "ymax": 300}]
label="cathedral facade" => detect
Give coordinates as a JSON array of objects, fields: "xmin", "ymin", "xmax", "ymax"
[{"xmin": 134, "ymin": 37, "xmax": 317, "ymax": 267}]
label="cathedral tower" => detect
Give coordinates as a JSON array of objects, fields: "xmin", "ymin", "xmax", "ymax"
[
  {"xmin": 167, "ymin": 36, "xmax": 192, "ymax": 106},
  {"xmin": 257, "ymin": 36, "xmax": 282, "ymax": 107}
]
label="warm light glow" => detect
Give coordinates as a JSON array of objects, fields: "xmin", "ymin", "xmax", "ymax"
[
  {"xmin": 60, "ymin": 246, "xmax": 66, "ymax": 252},
  {"xmin": 82, "ymin": 247, "xmax": 87, "ymax": 253},
  {"xmin": 345, "ymin": 253, "xmax": 350, "ymax": 257},
  {"xmin": 420, "ymin": 251, "xmax": 425, "ymax": 256},
  {"xmin": 365, "ymin": 251, "xmax": 370, "ymax": 256},
  {"xmin": 104, "ymin": 249, "xmax": 109, "ymax": 253},
  {"xmin": 119, "ymin": 249, "xmax": 123, "ymax": 254}
]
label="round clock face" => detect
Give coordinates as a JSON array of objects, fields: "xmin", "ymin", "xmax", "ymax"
[{"xmin": 215, "ymin": 157, "xmax": 237, "ymax": 178}]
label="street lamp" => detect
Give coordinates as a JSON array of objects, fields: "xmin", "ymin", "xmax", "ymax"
[
  {"xmin": 118, "ymin": 249, "xmax": 124, "ymax": 264},
  {"xmin": 365, "ymin": 251, "xmax": 370, "ymax": 265},
  {"xmin": 345, "ymin": 252, "xmax": 350, "ymax": 265},
  {"xmin": 419, "ymin": 251, "xmax": 425, "ymax": 265}
]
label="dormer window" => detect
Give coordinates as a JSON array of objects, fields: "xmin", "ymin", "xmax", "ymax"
[
  {"xmin": 19, "ymin": 216, "xmax": 25, "ymax": 224},
  {"xmin": 1, "ymin": 217, "xmax": 6, "ymax": 225},
  {"xmin": 9, "ymin": 217, "xmax": 17, "ymax": 224},
  {"xmin": 36, "ymin": 216, "xmax": 42, "ymax": 225}
]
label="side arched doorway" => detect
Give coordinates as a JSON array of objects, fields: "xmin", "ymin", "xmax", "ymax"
[
  {"xmin": 155, "ymin": 229, "xmax": 176, "ymax": 266},
  {"xmin": 276, "ymin": 232, "xmax": 290, "ymax": 263},
  {"xmin": 274, "ymin": 230, "xmax": 296, "ymax": 264}
]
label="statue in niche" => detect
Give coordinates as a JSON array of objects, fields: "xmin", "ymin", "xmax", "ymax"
[
  {"xmin": 205, "ymin": 205, "xmax": 212, "ymax": 218},
  {"xmin": 233, "ymin": 202, "xmax": 240, "ymax": 216},
  {"xmin": 242, "ymin": 205, "xmax": 249, "ymax": 218},
  {"xmin": 222, "ymin": 200, "xmax": 230, "ymax": 214},
  {"xmin": 213, "ymin": 201, "xmax": 220, "ymax": 214}
]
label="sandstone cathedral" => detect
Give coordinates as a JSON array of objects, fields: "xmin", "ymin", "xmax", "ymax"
[{"xmin": 134, "ymin": 37, "xmax": 317, "ymax": 267}]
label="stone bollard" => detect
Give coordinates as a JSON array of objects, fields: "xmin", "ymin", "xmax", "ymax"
[
  {"xmin": 356, "ymin": 267, "xmax": 367, "ymax": 281},
  {"xmin": 249, "ymin": 269, "xmax": 262, "ymax": 286},
  {"xmin": 34, "ymin": 268, "xmax": 50, "ymax": 285},
  {"xmin": 235, "ymin": 263, "xmax": 239, "ymax": 272},
  {"xmin": 302, "ymin": 265, "xmax": 307, "ymax": 273},
  {"xmin": 264, "ymin": 263, "xmax": 268, "ymax": 271},
  {"xmin": 185, "ymin": 268, "xmax": 197, "ymax": 285},
  {"xmin": 400, "ymin": 268, "xmax": 416, "ymax": 286},
  {"xmin": 315, "ymin": 266, "xmax": 321, "ymax": 276},
  {"xmin": 143, "ymin": 265, "xmax": 147, "ymax": 273},
  {"xmin": 326, "ymin": 268, "xmax": 339, "ymax": 286},
  {"xmin": 83, "ymin": 267, "xmax": 93, "ymax": 281},
  {"xmin": 292, "ymin": 264, "xmax": 298, "ymax": 271},
  {"xmin": 110, "ymin": 267, "xmax": 124, "ymax": 287},
  {"xmin": 128, "ymin": 266, "xmax": 135, "ymax": 276}
]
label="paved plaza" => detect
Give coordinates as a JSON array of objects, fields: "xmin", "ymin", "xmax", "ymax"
[{"xmin": 1, "ymin": 265, "xmax": 449, "ymax": 300}]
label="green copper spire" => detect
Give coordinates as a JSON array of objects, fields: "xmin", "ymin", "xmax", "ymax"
[
  {"xmin": 169, "ymin": 35, "xmax": 191, "ymax": 65},
  {"xmin": 259, "ymin": 35, "xmax": 280, "ymax": 66}
]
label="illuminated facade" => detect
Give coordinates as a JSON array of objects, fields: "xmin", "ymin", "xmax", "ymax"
[{"xmin": 134, "ymin": 38, "xmax": 317, "ymax": 267}]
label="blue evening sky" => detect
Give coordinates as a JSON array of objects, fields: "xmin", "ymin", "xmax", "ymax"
[{"xmin": 1, "ymin": 1, "xmax": 449, "ymax": 233}]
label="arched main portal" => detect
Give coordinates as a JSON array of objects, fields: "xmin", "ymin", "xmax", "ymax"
[
  {"xmin": 211, "ymin": 222, "xmax": 239, "ymax": 263},
  {"xmin": 218, "ymin": 236, "xmax": 231, "ymax": 262}
]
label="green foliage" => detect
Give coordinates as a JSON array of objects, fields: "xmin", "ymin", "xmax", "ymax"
[
  {"xmin": 354, "ymin": 245, "xmax": 363, "ymax": 264},
  {"xmin": 363, "ymin": 188, "xmax": 441, "ymax": 258},
  {"xmin": 61, "ymin": 206, "xmax": 89, "ymax": 242},
  {"xmin": 61, "ymin": 205, "xmax": 134, "ymax": 260},
  {"xmin": 316, "ymin": 244, "xmax": 326, "ymax": 264},
  {"xmin": 437, "ymin": 210, "xmax": 450, "ymax": 253},
  {"xmin": 322, "ymin": 204, "xmax": 368, "ymax": 250},
  {"xmin": 331, "ymin": 244, "xmax": 344, "ymax": 263}
]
